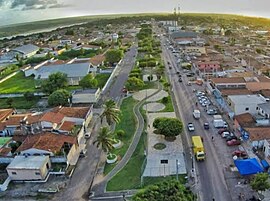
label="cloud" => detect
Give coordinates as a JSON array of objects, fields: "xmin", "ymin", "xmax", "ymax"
[{"xmin": 0, "ymin": 0, "xmax": 69, "ymax": 10}]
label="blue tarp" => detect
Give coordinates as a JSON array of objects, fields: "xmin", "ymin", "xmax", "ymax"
[
  {"xmin": 261, "ymin": 160, "xmax": 269, "ymax": 170},
  {"xmin": 234, "ymin": 158, "xmax": 263, "ymax": 175}
]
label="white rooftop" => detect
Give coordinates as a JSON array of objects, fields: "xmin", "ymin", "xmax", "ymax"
[
  {"xmin": 228, "ymin": 94, "xmax": 267, "ymax": 105},
  {"xmin": 7, "ymin": 155, "xmax": 49, "ymax": 170}
]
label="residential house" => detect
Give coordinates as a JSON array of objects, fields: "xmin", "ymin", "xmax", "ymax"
[
  {"xmin": 228, "ymin": 94, "xmax": 267, "ymax": 116},
  {"xmin": 75, "ymin": 45, "xmax": 102, "ymax": 51},
  {"xmin": 7, "ymin": 155, "xmax": 51, "ymax": 181},
  {"xmin": 234, "ymin": 113, "xmax": 256, "ymax": 139},
  {"xmin": 11, "ymin": 44, "xmax": 39, "ymax": 59},
  {"xmin": 194, "ymin": 61, "xmax": 221, "ymax": 78},
  {"xmin": 245, "ymin": 127, "xmax": 270, "ymax": 147},
  {"xmin": 89, "ymin": 54, "xmax": 106, "ymax": 69},
  {"xmin": 24, "ymin": 59, "xmax": 91, "ymax": 85},
  {"xmin": 4, "ymin": 114, "xmax": 28, "ymax": 136},
  {"xmin": 15, "ymin": 132, "xmax": 78, "ymax": 165},
  {"xmin": 72, "ymin": 88, "xmax": 101, "ymax": 104},
  {"xmin": 52, "ymin": 106, "xmax": 93, "ymax": 127},
  {"xmin": 22, "ymin": 113, "xmax": 43, "ymax": 134},
  {"xmin": 40, "ymin": 112, "xmax": 65, "ymax": 131},
  {"xmin": 57, "ymin": 121, "xmax": 76, "ymax": 135}
]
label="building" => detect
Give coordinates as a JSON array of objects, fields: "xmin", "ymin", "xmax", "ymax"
[
  {"xmin": 11, "ymin": 44, "xmax": 39, "ymax": 59},
  {"xmin": 24, "ymin": 59, "xmax": 91, "ymax": 85},
  {"xmin": 258, "ymin": 103, "xmax": 270, "ymax": 119},
  {"xmin": 194, "ymin": 61, "xmax": 221, "ymax": 78},
  {"xmin": 7, "ymin": 156, "xmax": 51, "ymax": 181},
  {"xmin": 169, "ymin": 31, "xmax": 198, "ymax": 46},
  {"xmin": 210, "ymin": 77, "xmax": 246, "ymax": 89},
  {"xmin": 184, "ymin": 46, "xmax": 206, "ymax": 56},
  {"xmin": 228, "ymin": 94, "xmax": 267, "ymax": 115},
  {"xmin": 72, "ymin": 88, "xmax": 101, "ymax": 104}
]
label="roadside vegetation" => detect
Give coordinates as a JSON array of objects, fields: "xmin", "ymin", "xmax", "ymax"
[{"xmin": 0, "ymin": 97, "xmax": 40, "ymax": 109}]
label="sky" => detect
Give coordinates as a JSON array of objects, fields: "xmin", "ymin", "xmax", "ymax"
[{"xmin": 0, "ymin": 0, "xmax": 270, "ymax": 27}]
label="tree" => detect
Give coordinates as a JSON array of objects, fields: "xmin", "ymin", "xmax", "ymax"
[
  {"xmin": 132, "ymin": 180, "xmax": 195, "ymax": 201},
  {"xmin": 41, "ymin": 72, "xmax": 68, "ymax": 94},
  {"xmin": 93, "ymin": 127, "xmax": 114, "ymax": 153},
  {"xmin": 105, "ymin": 49, "xmax": 123, "ymax": 64},
  {"xmin": 251, "ymin": 173, "xmax": 270, "ymax": 192},
  {"xmin": 153, "ymin": 117, "xmax": 183, "ymax": 139},
  {"xmin": 125, "ymin": 77, "xmax": 145, "ymax": 91},
  {"xmin": 48, "ymin": 89, "xmax": 71, "ymax": 106},
  {"xmin": 79, "ymin": 74, "xmax": 98, "ymax": 89},
  {"xmin": 23, "ymin": 91, "xmax": 35, "ymax": 101},
  {"xmin": 6, "ymin": 98, "xmax": 13, "ymax": 108},
  {"xmin": 101, "ymin": 99, "xmax": 121, "ymax": 126}
]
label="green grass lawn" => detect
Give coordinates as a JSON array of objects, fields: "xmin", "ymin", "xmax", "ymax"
[
  {"xmin": 103, "ymin": 96, "xmax": 138, "ymax": 175},
  {"xmin": 0, "ymin": 72, "xmax": 37, "ymax": 94},
  {"xmin": 95, "ymin": 73, "xmax": 111, "ymax": 88},
  {"xmin": 158, "ymin": 95, "xmax": 174, "ymax": 112},
  {"xmin": 107, "ymin": 132, "xmax": 146, "ymax": 191},
  {"xmin": 0, "ymin": 97, "xmax": 40, "ymax": 109}
]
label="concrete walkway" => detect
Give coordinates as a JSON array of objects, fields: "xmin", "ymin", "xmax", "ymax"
[{"xmin": 91, "ymin": 82, "xmax": 162, "ymax": 198}]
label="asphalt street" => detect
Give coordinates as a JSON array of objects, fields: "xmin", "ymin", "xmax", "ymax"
[{"xmin": 160, "ymin": 35, "xmax": 232, "ymax": 201}]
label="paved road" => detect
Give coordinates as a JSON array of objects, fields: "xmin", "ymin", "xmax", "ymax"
[
  {"xmin": 53, "ymin": 46, "xmax": 138, "ymax": 201},
  {"xmin": 160, "ymin": 35, "xmax": 232, "ymax": 201}
]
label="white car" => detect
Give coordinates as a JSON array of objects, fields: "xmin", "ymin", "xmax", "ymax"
[
  {"xmin": 188, "ymin": 123, "xmax": 195, "ymax": 131},
  {"xmin": 222, "ymin": 131, "xmax": 231, "ymax": 138}
]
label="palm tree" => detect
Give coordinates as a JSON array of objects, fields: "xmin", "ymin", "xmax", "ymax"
[
  {"xmin": 100, "ymin": 99, "xmax": 121, "ymax": 126},
  {"xmin": 93, "ymin": 127, "xmax": 114, "ymax": 153}
]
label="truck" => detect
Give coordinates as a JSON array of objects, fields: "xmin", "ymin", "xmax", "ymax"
[
  {"xmin": 192, "ymin": 136, "xmax": 205, "ymax": 161},
  {"xmin": 193, "ymin": 109, "xmax": 201, "ymax": 119}
]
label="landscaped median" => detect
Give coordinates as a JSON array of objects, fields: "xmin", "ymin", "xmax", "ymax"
[{"xmin": 103, "ymin": 96, "xmax": 138, "ymax": 174}]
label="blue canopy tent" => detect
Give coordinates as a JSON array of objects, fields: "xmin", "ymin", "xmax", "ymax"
[{"xmin": 234, "ymin": 158, "xmax": 263, "ymax": 176}]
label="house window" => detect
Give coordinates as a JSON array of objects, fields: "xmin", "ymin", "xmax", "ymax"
[
  {"xmin": 11, "ymin": 172, "xmax": 17, "ymax": 175},
  {"xmin": 35, "ymin": 172, "xmax": 40, "ymax": 175},
  {"xmin": 245, "ymin": 108, "xmax": 249, "ymax": 111}
]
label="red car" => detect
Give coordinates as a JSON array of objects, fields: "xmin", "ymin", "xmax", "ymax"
[
  {"xmin": 218, "ymin": 128, "xmax": 229, "ymax": 135},
  {"xmin": 227, "ymin": 139, "xmax": 241, "ymax": 146},
  {"xmin": 232, "ymin": 150, "xmax": 248, "ymax": 158}
]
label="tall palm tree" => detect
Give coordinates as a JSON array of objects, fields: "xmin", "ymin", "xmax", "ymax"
[
  {"xmin": 100, "ymin": 99, "xmax": 121, "ymax": 126},
  {"xmin": 93, "ymin": 127, "xmax": 114, "ymax": 153}
]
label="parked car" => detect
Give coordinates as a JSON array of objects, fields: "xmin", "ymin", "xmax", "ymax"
[
  {"xmin": 232, "ymin": 150, "xmax": 248, "ymax": 158},
  {"xmin": 221, "ymin": 131, "xmax": 231, "ymax": 138},
  {"xmin": 218, "ymin": 128, "xmax": 229, "ymax": 135},
  {"xmin": 187, "ymin": 123, "xmax": 195, "ymax": 131},
  {"xmin": 226, "ymin": 135, "xmax": 238, "ymax": 141},
  {"xmin": 196, "ymin": 91, "xmax": 205, "ymax": 97},
  {"xmin": 227, "ymin": 139, "xmax": 241, "ymax": 146},
  {"xmin": 176, "ymin": 71, "xmax": 180, "ymax": 74},
  {"xmin": 204, "ymin": 123, "xmax": 209, "ymax": 130}
]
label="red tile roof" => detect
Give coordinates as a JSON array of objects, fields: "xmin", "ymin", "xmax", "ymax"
[
  {"xmin": 53, "ymin": 106, "xmax": 90, "ymax": 119},
  {"xmin": 0, "ymin": 122, "xmax": 6, "ymax": 131},
  {"xmin": 16, "ymin": 132, "xmax": 77, "ymax": 153},
  {"xmin": 211, "ymin": 77, "xmax": 246, "ymax": 84},
  {"xmin": 245, "ymin": 127, "xmax": 270, "ymax": 141},
  {"xmin": 220, "ymin": 89, "xmax": 252, "ymax": 96},
  {"xmin": 59, "ymin": 121, "xmax": 75, "ymax": 131},
  {"xmin": 0, "ymin": 109, "xmax": 14, "ymax": 122},
  {"xmin": 40, "ymin": 112, "xmax": 65, "ymax": 124},
  {"xmin": 235, "ymin": 113, "xmax": 256, "ymax": 127},
  {"xmin": 5, "ymin": 115, "xmax": 27, "ymax": 126},
  {"xmin": 90, "ymin": 54, "xmax": 105, "ymax": 66},
  {"xmin": 26, "ymin": 114, "xmax": 43, "ymax": 125},
  {"xmin": 246, "ymin": 82, "xmax": 270, "ymax": 92}
]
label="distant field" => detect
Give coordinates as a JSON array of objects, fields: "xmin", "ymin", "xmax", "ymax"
[
  {"xmin": 0, "ymin": 13, "xmax": 163, "ymax": 38},
  {"xmin": 0, "ymin": 72, "xmax": 37, "ymax": 94},
  {"xmin": 1, "ymin": 13, "xmax": 269, "ymax": 39}
]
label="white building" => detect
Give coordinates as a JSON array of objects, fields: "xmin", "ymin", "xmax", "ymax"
[
  {"xmin": 7, "ymin": 156, "xmax": 51, "ymax": 181},
  {"xmin": 11, "ymin": 44, "xmax": 39, "ymax": 59},
  {"xmin": 228, "ymin": 94, "xmax": 267, "ymax": 116}
]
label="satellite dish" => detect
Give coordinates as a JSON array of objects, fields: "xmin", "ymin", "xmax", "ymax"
[{"xmin": 233, "ymin": 155, "xmax": 238, "ymax": 160}]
